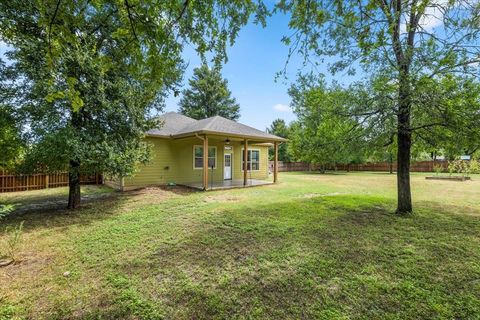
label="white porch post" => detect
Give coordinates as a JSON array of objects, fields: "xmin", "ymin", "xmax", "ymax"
[
  {"xmin": 274, "ymin": 142, "xmax": 279, "ymax": 183},
  {"xmin": 243, "ymin": 139, "xmax": 248, "ymax": 186},
  {"xmin": 203, "ymin": 135, "xmax": 208, "ymax": 190}
]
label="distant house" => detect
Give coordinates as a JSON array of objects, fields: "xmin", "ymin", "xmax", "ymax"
[{"xmin": 106, "ymin": 112, "xmax": 286, "ymax": 191}]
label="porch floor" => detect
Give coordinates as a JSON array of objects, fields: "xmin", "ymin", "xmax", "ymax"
[{"xmin": 184, "ymin": 179, "xmax": 273, "ymax": 190}]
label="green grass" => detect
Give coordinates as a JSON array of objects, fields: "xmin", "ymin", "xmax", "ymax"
[
  {"xmin": 0, "ymin": 185, "xmax": 113, "ymax": 210},
  {"xmin": 1, "ymin": 172, "xmax": 479, "ymax": 319}
]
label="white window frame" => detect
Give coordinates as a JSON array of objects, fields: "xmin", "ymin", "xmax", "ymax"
[
  {"xmin": 193, "ymin": 145, "xmax": 217, "ymax": 169},
  {"xmin": 241, "ymin": 148, "xmax": 261, "ymax": 171}
]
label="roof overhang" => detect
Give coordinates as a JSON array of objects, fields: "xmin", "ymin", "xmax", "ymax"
[{"xmin": 146, "ymin": 130, "xmax": 287, "ymax": 143}]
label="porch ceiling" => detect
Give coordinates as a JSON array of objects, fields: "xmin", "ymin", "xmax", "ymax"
[{"xmin": 173, "ymin": 133, "xmax": 279, "ymax": 145}]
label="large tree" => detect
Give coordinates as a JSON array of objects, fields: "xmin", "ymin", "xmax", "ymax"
[
  {"xmin": 267, "ymin": 119, "xmax": 291, "ymax": 161},
  {"xmin": 289, "ymin": 72, "xmax": 480, "ymax": 174},
  {"xmin": 0, "ymin": 0, "xmax": 265, "ymax": 208},
  {"xmin": 178, "ymin": 64, "xmax": 240, "ymax": 120},
  {"xmin": 277, "ymin": 0, "xmax": 480, "ymax": 214},
  {"xmin": 287, "ymin": 78, "xmax": 367, "ymax": 169}
]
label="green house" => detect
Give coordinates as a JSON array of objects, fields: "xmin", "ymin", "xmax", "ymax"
[{"xmin": 107, "ymin": 112, "xmax": 286, "ymax": 191}]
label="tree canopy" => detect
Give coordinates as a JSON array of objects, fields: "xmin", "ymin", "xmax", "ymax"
[
  {"xmin": 179, "ymin": 64, "xmax": 241, "ymax": 121},
  {"xmin": 0, "ymin": 106, "xmax": 24, "ymax": 170},
  {"xmin": 0, "ymin": 60, "xmax": 24, "ymax": 169},
  {"xmin": 267, "ymin": 119, "xmax": 291, "ymax": 161},
  {"xmin": 288, "ymin": 77, "xmax": 368, "ymax": 167},
  {"xmin": 0, "ymin": 0, "xmax": 266, "ymax": 208},
  {"xmin": 276, "ymin": 0, "xmax": 480, "ymax": 213},
  {"xmin": 288, "ymin": 73, "xmax": 480, "ymax": 170}
]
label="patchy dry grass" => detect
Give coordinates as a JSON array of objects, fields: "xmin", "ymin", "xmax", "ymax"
[{"xmin": 1, "ymin": 172, "xmax": 479, "ymax": 319}]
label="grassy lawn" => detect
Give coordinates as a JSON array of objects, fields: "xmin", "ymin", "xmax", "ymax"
[
  {"xmin": 0, "ymin": 185, "xmax": 114, "ymax": 214},
  {"xmin": 1, "ymin": 172, "xmax": 479, "ymax": 319}
]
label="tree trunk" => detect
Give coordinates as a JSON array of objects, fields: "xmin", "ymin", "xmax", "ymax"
[
  {"xmin": 67, "ymin": 160, "xmax": 81, "ymax": 209},
  {"xmin": 397, "ymin": 129, "xmax": 412, "ymax": 213},
  {"xmin": 396, "ymin": 71, "xmax": 413, "ymax": 214},
  {"xmin": 67, "ymin": 107, "xmax": 83, "ymax": 209},
  {"xmin": 389, "ymin": 153, "xmax": 393, "ymax": 174}
]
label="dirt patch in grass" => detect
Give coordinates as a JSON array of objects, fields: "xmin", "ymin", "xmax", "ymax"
[
  {"xmin": 121, "ymin": 186, "xmax": 195, "ymax": 209},
  {"xmin": 132, "ymin": 186, "xmax": 195, "ymax": 196},
  {"xmin": 1, "ymin": 251, "xmax": 55, "ymax": 278},
  {"xmin": 203, "ymin": 194, "xmax": 244, "ymax": 203},
  {"xmin": 300, "ymin": 192, "xmax": 346, "ymax": 199}
]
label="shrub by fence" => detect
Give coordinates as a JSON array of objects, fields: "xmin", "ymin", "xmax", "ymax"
[{"xmin": 0, "ymin": 170, "xmax": 102, "ymax": 193}]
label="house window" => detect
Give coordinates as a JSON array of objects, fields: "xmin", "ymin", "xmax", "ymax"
[
  {"xmin": 242, "ymin": 149, "xmax": 260, "ymax": 171},
  {"xmin": 194, "ymin": 146, "xmax": 216, "ymax": 169}
]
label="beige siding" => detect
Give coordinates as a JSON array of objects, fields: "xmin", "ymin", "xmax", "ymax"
[
  {"xmin": 231, "ymin": 142, "xmax": 269, "ymax": 180},
  {"xmin": 171, "ymin": 137, "xmax": 225, "ymax": 184},
  {"xmin": 124, "ymin": 137, "xmax": 270, "ymax": 189},
  {"xmin": 123, "ymin": 137, "xmax": 177, "ymax": 188}
]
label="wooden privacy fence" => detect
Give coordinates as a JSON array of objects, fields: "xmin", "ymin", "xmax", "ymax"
[
  {"xmin": 270, "ymin": 160, "xmax": 454, "ymax": 173},
  {"xmin": 333, "ymin": 161, "xmax": 449, "ymax": 172},
  {"xmin": 269, "ymin": 161, "xmax": 320, "ymax": 172},
  {"xmin": 0, "ymin": 170, "xmax": 102, "ymax": 193}
]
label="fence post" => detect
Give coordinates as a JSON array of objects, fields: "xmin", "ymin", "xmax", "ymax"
[{"xmin": 45, "ymin": 174, "xmax": 49, "ymax": 189}]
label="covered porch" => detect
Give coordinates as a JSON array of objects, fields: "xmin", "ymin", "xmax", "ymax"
[{"xmin": 177, "ymin": 132, "xmax": 282, "ymax": 191}]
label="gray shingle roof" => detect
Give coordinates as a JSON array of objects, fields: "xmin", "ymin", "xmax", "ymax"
[
  {"xmin": 147, "ymin": 112, "xmax": 286, "ymax": 142},
  {"xmin": 147, "ymin": 112, "xmax": 197, "ymax": 137}
]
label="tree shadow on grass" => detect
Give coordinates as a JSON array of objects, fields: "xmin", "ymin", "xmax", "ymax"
[
  {"xmin": 0, "ymin": 186, "xmax": 199, "ymax": 232},
  {"xmin": 99, "ymin": 195, "xmax": 480, "ymax": 319}
]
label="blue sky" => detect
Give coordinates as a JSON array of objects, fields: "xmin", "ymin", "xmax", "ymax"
[
  {"xmin": 166, "ymin": 11, "xmax": 364, "ymax": 130},
  {"xmin": 164, "ymin": 12, "xmax": 304, "ymax": 130}
]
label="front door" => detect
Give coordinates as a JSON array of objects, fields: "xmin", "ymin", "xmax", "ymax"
[{"xmin": 224, "ymin": 153, "xmax": 232, "ymax": 180}]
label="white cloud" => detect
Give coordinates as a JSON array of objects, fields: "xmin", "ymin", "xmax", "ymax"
[
  {"xmin": 419, "ymin": 1, "xmax": 446, "ymax": 31},
  {"xmin": 400, "ymin": 0, "xmax": 448, "ymax": 33},
  {"xmin": 0, "ymin": 41, "xmax": 12, "ymax": 63},
  {"xmin": 273, "ymin": 103, "xmax": 290, "ymax": 112}
]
